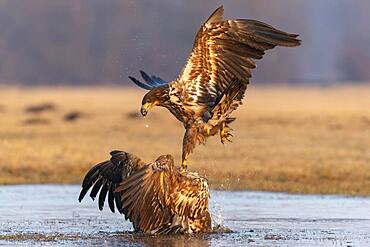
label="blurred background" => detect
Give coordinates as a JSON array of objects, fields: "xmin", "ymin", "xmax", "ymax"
[
  {"xmin": 1, "ymin": 3, "xmax": 370, "ymax": 245},
  {"xmin": 0, "ymin": 0, "xmax": 369, "ymax": 195},
  {"xmin": 0, "ymin": 0, "xmax": 370, "ymax": 85}
]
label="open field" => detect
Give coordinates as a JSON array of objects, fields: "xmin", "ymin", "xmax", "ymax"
[{"xmin": 0, "ymin": 85, "xmax": 369, "ymax": 195}]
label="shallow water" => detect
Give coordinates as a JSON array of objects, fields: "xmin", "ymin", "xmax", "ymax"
[{"xmin": 0, "ymin": 185, "xmax": 370, "ymax": 246}]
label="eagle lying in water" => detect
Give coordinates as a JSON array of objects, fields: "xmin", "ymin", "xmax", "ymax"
[
  {"xmin": 129, "ymin": 6, "xmax": 301, "ymax": 169},
  {"xmin": 78, "ymin": 151, "xmax": 211, "ymax": 234}
]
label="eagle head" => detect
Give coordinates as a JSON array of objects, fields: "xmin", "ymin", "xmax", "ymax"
[{"xmin": 141, "ymin": 86, "xmax": 169, "ymax": 116}]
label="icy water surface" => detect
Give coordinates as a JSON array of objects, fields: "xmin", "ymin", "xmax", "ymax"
[{"xmin": 0, "ymin": 185, "xmax": 370, "ymax": 246}]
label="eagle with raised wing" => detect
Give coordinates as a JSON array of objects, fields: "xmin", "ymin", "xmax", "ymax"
[
  {"xmin": 129, "ymin": 6, "xmax": 301, "ymax": 169},
  {"xmin": 78, "ymin": 150, "xmax": 211, "ymax": 234}
]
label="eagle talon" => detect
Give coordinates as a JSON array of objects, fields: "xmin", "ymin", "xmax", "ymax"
[
  {"xmin": 220, "ymin": 124, "xmax": 233, "ymax": 144},
  {"xmin": 181, "ymin": 153, "xmax": 189, "ymax": 170},
  {"xmin": 181, "ymin": 160, "xmax": 188, "ymax": 170}
]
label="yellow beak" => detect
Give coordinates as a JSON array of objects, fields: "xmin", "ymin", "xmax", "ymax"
[{"xmin": 141, "ymin": 103, "xmax": 152, "ymax": 116}]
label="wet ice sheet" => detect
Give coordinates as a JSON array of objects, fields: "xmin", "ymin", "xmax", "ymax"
[{"xmin": 0, "ymin": 185, "xmax": 370, "ymax": 246}]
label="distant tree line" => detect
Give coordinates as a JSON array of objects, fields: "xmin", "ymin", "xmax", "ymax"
[{"xmin": 0, "ymin": 0, "xmax": 369, "ymax": 85}]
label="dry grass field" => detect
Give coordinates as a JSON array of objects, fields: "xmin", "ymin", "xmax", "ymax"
[{"xmin": 0, "ymin": 85, "xmax": 369, "ymax": 195}]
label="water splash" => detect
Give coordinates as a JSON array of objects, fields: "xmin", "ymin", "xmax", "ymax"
[{"xmin": 210, "ymin": 191, "xmax": 224, "ymax": 227}]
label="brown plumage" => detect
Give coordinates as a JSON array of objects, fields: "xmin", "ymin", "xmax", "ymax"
[
  {"xmin": 78, "ymin": 150, "xmax": 211, "ymax": 234},
  {"xmin": 129, "ymin": 6, "xmax": 301, "ymax": 169}
]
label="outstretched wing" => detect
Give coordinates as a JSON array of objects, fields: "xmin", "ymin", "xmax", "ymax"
[
  {"xmin": 115, "ymin": 160, "xmax": 210, "ymax": 234},
  {"xmin": 175, "ymin": 5, "xmax": 301, "ymax": 109},
  {"xmin": 129, "ymin": 70, "xmax": 168, "ymax": 90},
  {"xmin": 78, "ymin": 150, "xmax": 145, "ymax": 213}
]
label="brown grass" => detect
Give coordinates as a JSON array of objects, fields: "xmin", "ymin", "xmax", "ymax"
[{"xmin": 0, "ymin": 85, "xmax": 369, "ymax": 195}]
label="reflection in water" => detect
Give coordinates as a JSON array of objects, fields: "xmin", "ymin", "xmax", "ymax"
[
  {"xmin": 111, "ymin": 233, "xmax": 210, "ymax": 247},
  {"xmin": 92, "ymin": 227, "xmax": 232, "ymax": 246}
]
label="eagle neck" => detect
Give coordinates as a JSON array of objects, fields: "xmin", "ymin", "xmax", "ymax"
[{"xmin": 158, "ymin": 85, "xmax": 170, "ymax": 106}]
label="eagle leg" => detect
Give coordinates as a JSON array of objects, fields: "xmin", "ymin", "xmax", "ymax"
[
  {"xmin": 220, "ymin": 122, "xmax": 233, "ymax": 144},
  {"xmin": 182, "ymin": 126, "xmax": 198, "ymax": 170},
  {"xmin": 181, "ymin": 153, "xmax": 189, "ymax": 170}
]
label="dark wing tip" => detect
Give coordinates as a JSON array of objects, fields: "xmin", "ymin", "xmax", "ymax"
[
  {"xmin": 235, "ymin": 19, "xmax": 302, "ymax": 48},
  {"xmin": 110, "ymin": 150, "xmax": 129, "ymax": 166},
  {"xmin": 110, "ymin": 150, "xmax": 123, "ymax": 156},
  {"xmin": 139, "ymin": 70, "xmax": 149, "ymax": 78},
  {"xmin": 108, "ymin": 190, "xmax": 115, "ymax": 213},
  {"xmin": 295, "ymin": 36, "xmax": 302, "ymax": 46},
  {"xmin": 140, "ymin": 70, "xmax": 159, "ymax": 87},
  {"xmin": 128, "ymin": 76, "xmax": 152, "ymax": 90},
  {"xmin": 139, "ymin": 70, "xmax": 151, "ymax": 83},
  {"xmin": 78, "ymin": 190, "xmax": 87, "ymax": 202},
  {"xmin": 285, "ymin": 33, "xmax": 301, "ymax": 47},
  {"xmin": 89, "ymin": 178, "xmax": 104, "ymax": 201},
  {"xmin": 78, "ymin": 163, "xmax": 105, "ymax": 202},
  {"xmin": 151, "ymin": 75, "xmax": 167, "ymax": 85},
  {"xmin": 205, "ymin": 6, "xmax": 224, "ymax": 25},
  {"xmin": 98, "ymin": 183, "xmax": 108, "ymax": 211}
]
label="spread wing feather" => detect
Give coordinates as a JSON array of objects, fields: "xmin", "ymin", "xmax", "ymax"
[
  {"xmin": 175, "ymin": 5, "xmax": 301, "ymax": 109},
  {"xmin": 79, "ymin": 151, "xmax": 210, "ymax": 234},
  {"xmin": 129, "ymin": 70, "xmax": 168, "ymax": 90},
  {"xmin": 116, "ymin": 164, "xmax": 172, "ymax": 232},
  {"xmin": 78, "ymin": 150, "xmax": 145, "ymax": 213},
  {"xmin": 115, "ymin": 160, "xmax": 210, "ymax": 233}
]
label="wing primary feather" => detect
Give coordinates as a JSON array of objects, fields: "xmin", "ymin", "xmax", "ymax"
[
  {"xmin": 205, "ymin": 5, "xmax": 224, "ymax": 25},
  {"xmin": 151, "ymin": 75, "xmax": 167, "ymax": 85},
  {"xmin": 78, "ymin": 188, "xmax": 89, "ymax": 202},
  {"xmin": 139, "ymin": 70, "xmax": 158, "ymax": 86},
  {"xmin": 115, "ymin": 192, "xmax": 124, "ymax": 214},
  {"xmin": 78, "ymin": 162, "xmax": 106, "ymax": 202},
  {"xmin": 110, "ymin": 150, "xmax": 124, "ymax": 156},
  {"xmin": 98, "ymin": 182, "xmax": 109, "ymax": 210},
  {"xmin": 254, "ymin": 30, "xmax": 300, "ymax": 47},
  {"xmin": 108, "ymin": 189, "xmax": 115, "ymax": 213},
  {"xmin": 128, "ymin": 76, "xmax": 152, "ymax": 90},
  {"xmin": 89, "ymin": 178, "xmax": 103, "ymax": 200},
  {"xmin": 80, "ymin": 165, "xmax": 100, "ymax": 188}
]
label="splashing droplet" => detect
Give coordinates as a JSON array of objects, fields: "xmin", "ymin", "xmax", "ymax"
[{"xmin": 210, "ymin": 191, "xmax": 225, "ymax": 230}]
